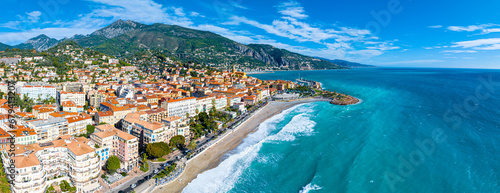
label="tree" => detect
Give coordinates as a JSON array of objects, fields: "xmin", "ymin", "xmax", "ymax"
[
  {"xmin": 146, "ymin": 142, "xmax": 171, "ymax": 158},
  {"xmin": 47, "ymin": 185, "xmax": 56, "ymax": 193},
  {"xmin": 187, "ymin": 140, "xmax": 197, "ymax": 151},
  {"xmin": 86, "ymin": 125, "xmax": 95, "ymax": 135},
  {"xmin": 106, "ymin": 156, "xmax": 121, "ymax": 172},
  {"xmin": 170, "ymin": 135, "xmax": 185, "ymax": 149}
]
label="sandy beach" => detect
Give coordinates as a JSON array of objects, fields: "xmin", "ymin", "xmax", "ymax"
[{"xmin": 152, "ymin": 99, "xmax": 327, "ymax": 193}]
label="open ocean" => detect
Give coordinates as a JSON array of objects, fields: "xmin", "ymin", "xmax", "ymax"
[{"xmin": 183, "ymin": 68, "xmax": 500, "ymax": 193}]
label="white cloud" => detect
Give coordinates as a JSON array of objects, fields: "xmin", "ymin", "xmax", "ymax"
[
  {"xmin": 442, "ymin": 50, "xmax": 478, "ymax": 53},
  {"xmin": 26, "ymin": 11, "xmax": 42, "ymax": 23},
  {"xmin": 277, "ymin": 1, "xmax": 308, "ymax": 19},
  {"xmin": 173, "ymin": 7, "xmax": 186, "ymax": 17},
  {"xmin": 446, "ymin": 24, "xmax": 500, "ymax": 34},
  {"xmin": 0, "ymin": 27, "xmax": 98, "ymax": 44},
  {"xmin": 381, "ymin": 60, "xmax": 444, "ymax": 65},
  {"xmin": 428, "ymin": 25, "xmax": 442, "ymax": 29},
  {"xmin": 85, "ymin": 0, "xmax": 193, "ymax": 26},
  {"xmin": 190, "ymin": 11, "xmax": 203, "ymax": 17},
  {"xmin": 221, "ymin": 1, "xmax": 398, "ymax": 60},
  {"xmin": 452, "ymin": 38, "xmax": 500, "ymax": 50},
  {"xmin": 0, "ymin": 11, "xmax": 43, "ymax": 30},
  {"xmin": 194, "ymin": 24, "xmax": 255, "ymax": 43}
]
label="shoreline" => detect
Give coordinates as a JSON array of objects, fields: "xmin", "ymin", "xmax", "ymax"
[{"xmin": 151, "ymin": 98, "xmax": 327, "ymax": 193}]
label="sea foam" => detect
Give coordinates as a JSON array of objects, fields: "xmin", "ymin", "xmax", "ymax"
[{"xmin": 299, "ymin": 183, "xmax": 322, "ymax": 193}]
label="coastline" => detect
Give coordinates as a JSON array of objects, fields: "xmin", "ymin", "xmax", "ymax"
[{"xmin": 151, "ymin": 98, "xmax": 327, "ymax": 193}]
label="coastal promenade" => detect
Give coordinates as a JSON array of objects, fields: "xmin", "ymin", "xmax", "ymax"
[{"xmin": 151, "ymin": 98, "xmax": 328, "ymax": 193}]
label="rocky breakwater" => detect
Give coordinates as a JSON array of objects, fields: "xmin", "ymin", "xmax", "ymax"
[{"xmin": 329, "ymin": 94, "xmax": 360, "ymax": 105}]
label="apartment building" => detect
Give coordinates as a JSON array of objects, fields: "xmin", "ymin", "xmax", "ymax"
[
  {"xmin": 58, "ymin": 91, "xmax": 85, "ymax": 107},
  {"xmin": 162, "ymin": 116, "xmax": 190, "ymax": 138},
  {"xmin": 9, "ymin": 125, "xmax": 37, "ymax": 145},
  {"xmin": 62, "ymin": 101, "xmax": 84, "ymax": 113},
  {"xmin": 1, "ymin": 136, "xmax": 101, "ymax": 193},
  {"xmin": 122, "ymin": 113, "xmax": 169, "ymax": 147},
  {"xmin": 91, "ymin": 124, "xmax": 139, "ymax": 172},
  {"xmin": 227, "ymin": 95, "xmax": 242, "ymax": 107},
  {"xmin": 161, "ymin": 97, "xmax": 196, "ymax": 118},
  {"xmin": 109, "ymin": 105, "xmax": 132, "ymax": 125},
  {"xmin": 67, "ymin": 114, "xmax": 92, "ymax": 136},
  {"xmin": 17, "ymin": 85, "xmax": 56, "ymax": 101},
  {"xmin": 0, "ymin": 128, "xmax": 12, "ymax": 150},
  {"xmin": 95, "ymin": 111, "xmax": 113, "ymax": 125},
  {"xmin": 145, "ymin": 108, "xmax": 168, "ymax": 122},
  {"xmin": 214, "ymin": 95, "xmax": 228, "ymax": 110},
  {"xmin": 28, "ymin": 117, "xmax": 69, "ymax": 143},
  {"xmin": 88, "ymin": 91, "xmax": 108, "ymax": 108},
  {"xmin": 195, "ymin": 95, "xmax": 215, "ymax": 114}
]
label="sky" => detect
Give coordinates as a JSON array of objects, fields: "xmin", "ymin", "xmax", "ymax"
[{"xmin": 0, "ymin": 0, "xmax": 500, "ymax": 68}]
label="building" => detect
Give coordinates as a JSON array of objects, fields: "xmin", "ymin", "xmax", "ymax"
[
  {"xmin": 95, "ymin": 111, "xmax": 113, "ymax": 125},
  {"xmin": 28, "ymin": 117, "xmax": 69, "ymax": 143},
  {"xmin": 109, "ymin": 105, "xmax": 132, "ymax": 125},
  {"xmin": 62, "ymin": 101, "xmax": 84, "ymax": 113},
  {"xmin": 162, "ymin": 116, "xmax": 190, "ymax": 138},
  {"xmin": 67, "ymin": 114, "xmax": 92, "ymax": 136},
  {"xmin": 161, "ymin": 97, "xmax": 196, "ymax": 118},
  {"xmin": 88, "ymin": 91, "xmax": 108, "ymax": 108},
  {"xmin": 195, "ymin": 95, "xmax": 215, "ymax": 114},
  {"xmin": 214, "ymin": 95, "xmax": 228, "ymax": 110},
  {"xmin": 1, "ymin": 136, "xmax": 101, "ymax": 193},
  {"xmin": 9, "ymin": 125, "xmax": 37, "ymax": 145},
  {"xmin": 145, "ymin": 108, "xmax": 168, "ymax": 122},
  {"xmin": 91, "ymin": 124, "xmax": 139, "ymax": 172},
  {"xmin": 62, "ymin": 82, "xmax": 85, "ymax": 92},
  {"xmin": 0, "ymin": 128, "xmax": 12, "ymax": 150},
  {"xmin": 227, "ymin": 95, "xmax": 242, "ymax": 107},
  {"xmin": 242, "ymin": 95, "xmax": 257, "ymax": 106},
  {"xmin": 17, "ymin": 85, "xmax": 57, "ymax": 102},
  {"xmin": 58, "ymin": 91, "xmax": 85, "ymax": 107},
  {"xmin": 122, "ymin": 113, "xmax": 169, "ymax": 147},
  {"xmin": 33, "ymin": 108, "xmax": 54, "ymax": 119}
]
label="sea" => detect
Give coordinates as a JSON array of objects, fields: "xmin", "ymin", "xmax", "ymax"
[{"xmin": 183, "ymin": 68, "xmax": 500, "ymax": 193}]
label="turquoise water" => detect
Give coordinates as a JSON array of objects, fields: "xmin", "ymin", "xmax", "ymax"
[{"xmin": 183, "ymin": 68, "xmax": 500, "ymax": 193}]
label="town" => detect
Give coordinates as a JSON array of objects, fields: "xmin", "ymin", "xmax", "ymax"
[{"xmin": 0, "ymin": 41, "xmax": 307, "ymax": 193}]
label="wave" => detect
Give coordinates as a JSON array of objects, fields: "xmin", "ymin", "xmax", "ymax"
[
  {"xmin": 183, "ymin": 104, "xmax": 317, "ymax": 193},
  {"xmin": 299, "ymin": 183, "xmax": 322, "ymax": 193},
  {"xmin": 266, "ymin": 113, "xmax": 316, "ymax": 142}
]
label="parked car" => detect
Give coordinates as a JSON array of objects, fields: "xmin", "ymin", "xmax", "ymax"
[{"xmin": 131, "ymin": 184, "xmax": 137, "ymax": 189}]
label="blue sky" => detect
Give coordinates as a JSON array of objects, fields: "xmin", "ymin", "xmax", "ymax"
[{"xmin": 1, "ymin": 0, "xmax": 500, "ymax": 68}]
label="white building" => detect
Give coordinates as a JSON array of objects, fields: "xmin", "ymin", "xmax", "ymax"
[
  {"xmin": 162, "ymin": 97, "xmax": 196, "ymax": 118},
  {"xmin": 28, "ymin": 117, "xmax": 68, "ymax": 143},
  {"xmin": 17, "ymin": 85, "xmax": 57, "ymax": 101},
  {"xmin": 162, "ymin": 116, "xmax": 190, "ymax": 138},
  {"xmin": 58, "ymin": 91, "xmax": 86, "ymax": 107},
  {"xmin": 1, "ymin": 136, "xmax": 101, "ymax": 193},
  {"xmin": 195, "ymin": 95, "xmax": 215, "ymax": 114},
  {"xmin": 67, "ymin": 114, "xmax": 93, "ymax": 136}
]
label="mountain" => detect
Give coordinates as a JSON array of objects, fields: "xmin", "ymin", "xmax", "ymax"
[
  {"xmin": 48, "ymin": 40, "xmax": 83, "ymax": 52},
  {"xmin": 319, "ymin": 58, "xmax": 375, "ymax": 68},
  {"xmin": 4, "ymin": 20, "xmax": 354, "ymax": 70},
  {"xmin": 14, "ymin": 34, "xmax": 59, "ymax": 51},
  {"xmin": 247, "ymin": 44, "xmax": 340, "ymax": 69},
  {"xmin": 0, "ymin": 42, "xmax": 10, "ymax": 51},
  {"xmin": 74, "ymin": 19, "xmax": 146, "ymax": 47},
  {"xmin": 80, "ymin": 21, "xmax": 344, "ymax": 69}
]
